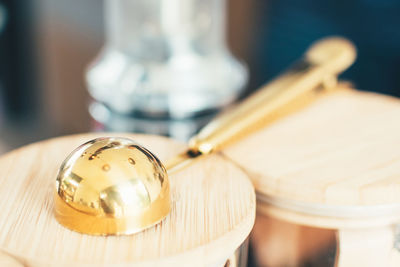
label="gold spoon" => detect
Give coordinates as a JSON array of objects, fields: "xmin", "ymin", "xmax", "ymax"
[{"xmin": 54, "ymin": 37, "xmax": 356, "ymax": 235}]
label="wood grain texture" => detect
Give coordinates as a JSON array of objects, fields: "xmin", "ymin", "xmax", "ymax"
[
  {"xmin": 0, "ymin": 133, "xmax": 255, "ymax": 267},
  {"xmin": 257, "ymin": 202, "xmax": 400, "ymax": 229},
  {"xmin": 225, "ymin": 88, "xmax": 400, "ymax": 266},
  {"xmin": 224, "ymin": 88, "xmax": 400, "ymax": 207}
]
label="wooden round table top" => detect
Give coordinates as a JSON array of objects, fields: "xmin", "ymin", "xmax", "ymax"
[
  {"xmin": 224, "ymin": 88, "xmax": 400, "ymax": 219},
  {"xmin": 0, "ymin": 134, "xmax": 255, "ymax": 267}
]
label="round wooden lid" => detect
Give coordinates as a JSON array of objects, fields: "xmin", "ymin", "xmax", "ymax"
[
  {"xmin": 0, "ymin": 134, "xmax": 255, "ymax": 266},
  {"xmin": 224, "ymin": 88, "xmax": 400, "ymax": 216}
]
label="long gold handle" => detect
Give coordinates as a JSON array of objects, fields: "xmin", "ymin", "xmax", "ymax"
[{"xmin": 188, "ymin": 37, "xmax": 356, "ymax": 155}]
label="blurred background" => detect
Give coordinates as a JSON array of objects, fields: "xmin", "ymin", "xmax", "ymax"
[{"xmin": 0, "ymin": 0, "xmax": 399, "ymax": 154}]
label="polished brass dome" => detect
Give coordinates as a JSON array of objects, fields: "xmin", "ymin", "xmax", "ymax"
[{"xmin": 54, "ymin": 137, "xmax": 170, "ymax": 235}]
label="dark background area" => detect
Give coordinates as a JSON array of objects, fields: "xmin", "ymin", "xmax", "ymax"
[
  {"xmin": 0, "ymin": 0, "xmax": 399, "ymax": 153},
  {"xmin": 249, "ymin": 0, "xmax": 400, "ymax": 98}
]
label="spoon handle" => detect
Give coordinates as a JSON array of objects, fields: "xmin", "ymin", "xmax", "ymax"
[{"xmin": 188, "ymin": 37, "xmax": 356, "ymax": 155}]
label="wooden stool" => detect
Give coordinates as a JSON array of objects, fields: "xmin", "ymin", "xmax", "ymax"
[
  {"xmin": 224, "ymin": 88, "xmax": 400, "ymax": 267},
  {"xmin": 0, "ymin": 134, "xmax": 255, "ymax": 267}
]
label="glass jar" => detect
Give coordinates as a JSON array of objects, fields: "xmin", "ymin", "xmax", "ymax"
[
  {"xmin": 86, "ymin": 0, "xmax": 247, "ymax": 140},
  {"xmin": 222, "ymin": 88, "xmax": 400, "ymax": 267}
]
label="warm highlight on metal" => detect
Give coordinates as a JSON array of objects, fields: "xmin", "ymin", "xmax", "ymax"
[{"xmin": 55, "ymin": 137, "xmax": 170, "ymax": 235}]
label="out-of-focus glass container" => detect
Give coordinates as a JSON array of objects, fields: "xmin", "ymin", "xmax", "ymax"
[{"xmin": 86, "ymin": 0, "xmax": 247, "ymax": 139}]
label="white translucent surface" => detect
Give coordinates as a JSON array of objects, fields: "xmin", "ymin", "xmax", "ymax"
[{"xmin": 86, "ymin": 0, "xmax": 247, "ymax": 118}]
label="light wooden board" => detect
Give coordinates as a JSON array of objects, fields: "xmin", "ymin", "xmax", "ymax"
[
  {"xmin": 0, "ymin": 134, "xmax": 255, "ymax": 267},
  {"xmin": 224, "ymin": 88, "xmax": 400, "ymax": 207}
]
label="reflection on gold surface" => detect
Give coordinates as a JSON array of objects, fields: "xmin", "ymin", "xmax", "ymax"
[{"xmin": 54, "ymin": 137, "xmax": 170, "ymax": 235}]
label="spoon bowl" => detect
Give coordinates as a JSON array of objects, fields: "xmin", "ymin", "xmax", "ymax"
[{"xmin": 55, "ymin": 137, "xmax": 170, "ymax": 235}]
